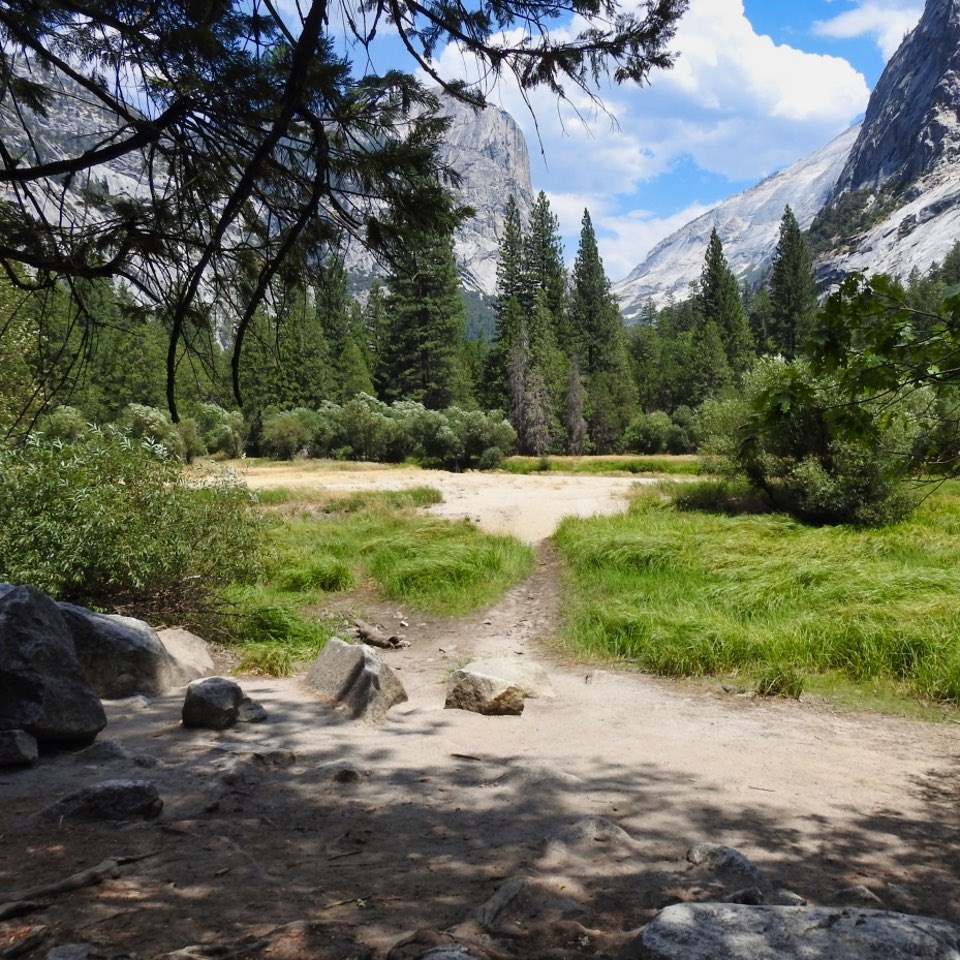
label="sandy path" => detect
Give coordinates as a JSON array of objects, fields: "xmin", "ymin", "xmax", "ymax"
[
  {"xmin": 239, "ymin": 462, "xmax": 645, "ymax": 542},
  {"xmin": 3, "ymin": 464, "xmax": 960, "ymax": 958}
]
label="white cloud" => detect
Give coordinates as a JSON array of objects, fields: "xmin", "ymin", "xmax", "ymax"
[
  {"xmin": 595, "ymin": 203, "xmax": 716, "ymax": 281},
  {"xmin": 429, "ymin": 0, "xmax": 874, "ymax": 274},
  {"xmin": 813, "ymin": 2, "xmax": 924, "ymax": 62}
]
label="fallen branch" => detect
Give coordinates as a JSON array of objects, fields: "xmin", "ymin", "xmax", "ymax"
[
  {"xmin": 0, "ymin": 851, "xmax": 157, "ymax": 906},
  {"xmin": 355, "ymin": 619, "xmax": 409, "ymax": 649}
]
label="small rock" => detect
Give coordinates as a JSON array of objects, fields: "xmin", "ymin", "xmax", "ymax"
[
  {"xmin": 445, "ymin": 670, "xmax": 525, "ymax": 716},
  {"xmin": 834, "ymin": 883, "xmax": 885, "ymax": 907},
  {"xmin": 0, "ymin": 729, "xmax": 38, "ymax": 767},
  {"xmin": 74, "ymin": 738, "xmax": 130, "ymax": 764},
  {"xmin": 182, "ymin": 677, "xmax": 244, "ymax": 730},
  {"xmin": 317, "ymin": 760, "xmax": 365, "ymax": 783},
  {"xmin": 237, "ymin": 697, "xmax": 268, "ymax": 723},
  {"xmin": 687, "ymin": 842, "xmax": 765, "ymax": 886}
]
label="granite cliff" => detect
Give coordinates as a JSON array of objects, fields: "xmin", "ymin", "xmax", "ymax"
[{"xmin": 615, "ymin": 0, "xmax": 960, "ymax": 317}]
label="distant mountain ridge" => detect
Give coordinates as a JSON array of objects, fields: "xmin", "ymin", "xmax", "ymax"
[
  {"xmin": 613, "ymin": 124, "xmax": 860, "ymax": 318},
  {"xmin": 614, "ymin": 0, "xmax": 960, "ymax": 318},
  {"xmin": 0, "ymin": 61, "xmax": 534, "ymax": 300}
]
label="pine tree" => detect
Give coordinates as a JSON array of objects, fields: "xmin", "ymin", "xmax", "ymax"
[
  {"xmin": 523, "ymin": 192, "xmax": 568, "ymax": 336},
  {"xmin": 568, "ymin": 209, "xmax": 637, "ymax": 451},
  {"xmin": 380, "ymin": 227, "xmax": 470, "ymax": 409},
  {"xmin": 496, "ymin": 197, "xmax": 526, "ymax": 309},
  {"xmin": 315, "ymin": 258, "xmax": 351, "ymax": 360},
  {"xmin": 698, "ymin": 228, "xmax": 754, "ymax": 375},
  {"xmin": 768, "ymin": 206, "xmax": 818, "ymax": 359}
]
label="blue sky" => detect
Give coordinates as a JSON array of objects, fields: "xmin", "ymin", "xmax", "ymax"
[
  {"xmin": 421, "ymin": 0, "xmax": 925, "ymax": 280},
  {"xmin": 322, "ymin": 0, "xmax": 926, "ymax": 279}
]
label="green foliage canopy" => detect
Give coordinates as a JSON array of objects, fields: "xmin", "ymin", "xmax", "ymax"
[{"xmin": 0, "ymin": 0, "xmax": 689, "ymax": 418}]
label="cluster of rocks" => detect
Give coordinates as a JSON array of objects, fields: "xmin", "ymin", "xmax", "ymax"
[{"xmin": 6, "ymin": 584, "xmax": 960, "ymax": 959}]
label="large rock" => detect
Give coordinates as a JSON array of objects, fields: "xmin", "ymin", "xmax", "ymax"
[
  {"xmin": 156, "ymin": 627, "xmax": 215, "ymax": 678},
  {"xmin": 58, "ymin": 603, "xmax": 200, "ymax": 699},
  {"xmin": 444, "ymin": 668, "xmax": 525, "ymax": 716},
  {"xmin": 33, "ymin": 779, "xmax": 163, "ymax": 822},
  {"xmin": 623, "ymin": 903, "xmax": 960, "ymax": 960},
  {"xmin": 181, "ymin": 677, "xmax": 245, "ymax": 729},
  {"xmin": 0, "ymin": 585, "xmax": 106, "ymax": 745},
  {"xmin": 304, "ymin": 639, "xmax": 408, "ymax": 724}
]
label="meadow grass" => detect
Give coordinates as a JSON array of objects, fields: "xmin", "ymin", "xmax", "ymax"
[
  {"xmin": 552, "ymin": 482, "xmax": 960, "ymax": 706},
  {"xmin": 501, "ymin": 454, "xmax": 701, "ymax": 477},
  {"xmin": 227, "ymin": 487, "xmax": 534, "ymax": 674}
]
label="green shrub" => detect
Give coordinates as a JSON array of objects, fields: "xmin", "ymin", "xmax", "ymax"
[
  {"xmin": 260, "ymin": 408, "xmax": 313, "ymax": 459},
  {"xmin": 624, "ymin": 411, "xmax": 673, "ymax": 454},
  {"xmin": 0, "ymin": 427, "xmax": 262, "ymax": 610},
  {"xmin": 119, "ymin": 403, "xmax": 186, "ymax": 459},
  {"xmin": 190, "ymin": 402, "xmax": 246, "ymax": 458},
  {"xmin": 38, "ymin": 405, "xmax": 87, "ymax": 442}
]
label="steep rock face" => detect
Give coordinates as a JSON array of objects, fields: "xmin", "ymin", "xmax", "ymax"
[
  {"xmin": 613, "ymin": 125, "xmax": 859, "ymax": 317},
  {"xmin": 616, "ymin": 0, "xmax": 960, "ymax": 316},
  {"xmin": 438, "ymin": 96, "xmax": 534, "ymax": 294},
  {"xmin": 346, "ymin": 95, "xmax": 534, "ymax": 295},
  {"xmin": 834, "ymin": 0, "xmax": 960, "ymax": 194},
  {"xmin": 823, "ymin": 0, "xmax": 960, "ymax": 282}
]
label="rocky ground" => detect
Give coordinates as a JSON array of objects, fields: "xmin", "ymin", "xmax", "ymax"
[{"xmin": 2, "ymin": 467, "xmax": 960, "ymax": 959}]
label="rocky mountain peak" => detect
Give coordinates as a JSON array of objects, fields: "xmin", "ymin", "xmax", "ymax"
[{"xmin": 834, "ymin": 0, "xmax": 960, "ymax": 196}]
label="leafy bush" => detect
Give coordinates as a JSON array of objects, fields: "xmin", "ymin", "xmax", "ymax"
[
  {"xmin": 697, "ymin": 358, "xmax": 924, "ymax": 526},
  {"xmin": 261, "ymin": 398, "xmax": 517, "ymax": 469},
  {"xmin": 738, "ymin": 359, "xmax": 923, "ymax": 526},
  {"xmin": 260, "ymin": 408, "xmax": 314, "ymax": 459},
  {"xmin": 119, "ymin": 403, "xmax": 186, "ymax": 459},
  {"xmin": 0, "ymin": 427, "xmax": 262, "ymax": 610},
  {"xmin": 38, "ymin": 405, "xmax": 88, "ymax": 442},
  {"xmin": 191, "ymin": 402, "xmax": 246, "ymax": 458},
  {"xmin": 624, "ymin": 411, "xmax": 673, "ymax": 454}
]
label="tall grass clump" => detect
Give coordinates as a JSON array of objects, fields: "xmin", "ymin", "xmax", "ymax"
[
  {"xmin": 229, "ymin": 488, "xmax": 536, "ymax": 674},
  {"xmin": 553, "ymin": 486, "xmax": 960, "ymax": 704}
]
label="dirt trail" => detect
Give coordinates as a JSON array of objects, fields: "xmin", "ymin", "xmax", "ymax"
[{"xmin": 2, "ymin": 465, "xmax": 960, "ymax": 958}]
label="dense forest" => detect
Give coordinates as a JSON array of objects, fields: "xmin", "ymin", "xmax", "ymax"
[{"xmin": 4, "ymin": 191, "xmax": 960, "ymax": 478}]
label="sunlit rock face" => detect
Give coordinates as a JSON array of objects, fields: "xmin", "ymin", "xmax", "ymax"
[
  {"xmin": 615, "ymin": 0, "xmax": 960, "ymax": 318},
  {"xmin": 612, "ymin": 126, "xmax": 859, "ymax": 318}
]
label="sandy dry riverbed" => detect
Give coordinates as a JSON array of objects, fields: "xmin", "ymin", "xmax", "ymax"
[{"xmin": 2, "ymin": 463, "xmax": 958, "ymax": 959}]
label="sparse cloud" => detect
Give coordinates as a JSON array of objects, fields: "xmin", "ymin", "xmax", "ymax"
[
  {"xmin": 813, "ymin": 2, "xmax": 923, "ymax": 62},
  {"xmin": 430, "ymin": 0, "xmax": 876, "ymax": 276}
]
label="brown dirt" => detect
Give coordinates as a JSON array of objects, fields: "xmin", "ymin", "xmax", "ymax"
[{"xmin": 3, "ymin": 465, "xmax": 960, "ymax": 959}]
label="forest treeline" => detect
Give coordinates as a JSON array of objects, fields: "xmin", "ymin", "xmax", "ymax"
[{"xmin": 3, "ymin": 193, "xmax": 960, "ymax": 473}]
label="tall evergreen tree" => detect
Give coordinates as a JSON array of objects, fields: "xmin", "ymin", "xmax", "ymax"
[
  {"xmin": 768, "ymin": 206, "xmax": 818, "ymax": 359},
  {"xmin": 568, "ymin": 209, "xmax": 637, "ymax": 451},
  {"xmin": 315, "ymin": 258, "xmax": 351, "ymax": 360},
  {"xmin": 523, "ymin": 192, "xmax": 568, "ymax": 335},
  {"xmin": 698, "ymin": 228, "xmax": 754, "ymax": 376},
  {"xmin": 380, "ymin": 227, "xmax": 470, "ymax": 409}
]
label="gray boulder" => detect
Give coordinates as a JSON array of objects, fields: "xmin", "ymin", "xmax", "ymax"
[
  {"xmin": 58, "ymin": 604, "xmax": 200, "ymax": 699},
  {"xmin": 0, "ymin": 585, "xmax": 106, "ymax": 745},
  {"xmin": 623, "ymin": 903, "xmax": 960, "ymax": 960},
  {"xmin": 181, "ymin": 677, "xmax": 245, "ymax": 729},
  {"xmin": 0, "ymin": 729, "xmax": 39, "ymax": 767},
  {"xmin": 462, "ymin": 657, "xmax": 555, "ymax": 699},
  {"xmin": 33, "ymin": 778, "xmax": 163, "ymax": 822},
  {"xmin": 304, "ymin": 638, "xmax": 408, "ymax": 724},
  {"xmin": 445, "ymin": 668, "xmax": 525, "ymax": 716},
  {"xmin": 156, "ymin": 627, "xmax": 215, "ymax": 677}
]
